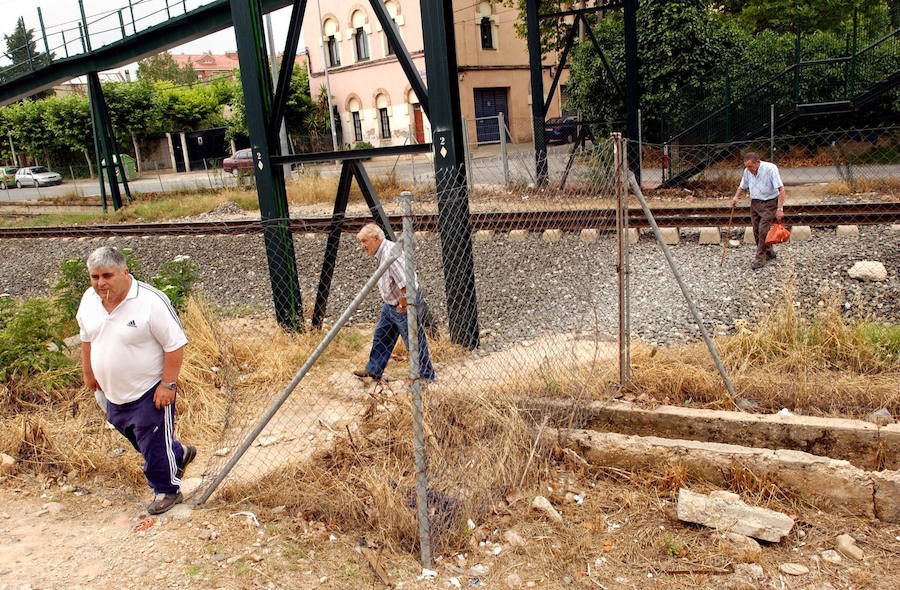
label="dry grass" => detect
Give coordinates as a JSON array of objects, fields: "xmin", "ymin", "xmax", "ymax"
[
  {"xmin": 825, "ymin": 175, "xmax": 900, "ymax": 197},
  {"xmin": 284, "ymin": 169, "xmax": 409, "ymax": 207}
]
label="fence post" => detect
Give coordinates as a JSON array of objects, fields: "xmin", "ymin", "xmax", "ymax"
[
  {"xmin": 78, "ymin": 0, "xmax": 92, "ymax": 52},
  {"xmin": 499, "ymin": 112, "xmax": 509, "ymax": 188},
  {"xmin": 613, "ymin": 133, "xmax": 631, "ymax": 387},
  {"xmin": 128, "ymin": 0, "xmax": 136, "ymax": 34},
  {"xmin": 37, "ymin": 8, "xmax": 51, "ymax": 59},
  {"xmin": 70, "ymin": 166, "xmax": 82, "ymax": 197},
  {"xmin": 461, "ymin": 118, "xmax": 474, "ymax": 190},
  {"xmin": 401, "ymin": 191, "xmax": 434, "ymax": 569},
  {"xmin": 118, "ymin": 10, "xmax": 126, "ymax": 38}
]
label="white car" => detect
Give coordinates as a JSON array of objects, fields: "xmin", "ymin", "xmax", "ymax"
[{"xmin": 15, "ymin": 166, "xmax": 63, "ymax": 188}]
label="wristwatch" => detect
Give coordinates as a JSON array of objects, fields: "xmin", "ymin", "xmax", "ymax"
[{"xmin": 160, "ymin": 381, "xmax": 178, "ymax": 393}]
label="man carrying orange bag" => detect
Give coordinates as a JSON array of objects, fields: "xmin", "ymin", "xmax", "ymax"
[{"xmin": 731, "ymin": 152, "xmax": 786, "ymax": 270}]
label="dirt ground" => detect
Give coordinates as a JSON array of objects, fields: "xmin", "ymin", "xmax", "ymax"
[{"xmin": 2, "ymin": 459, "xmax": 899, "ymax": 590}]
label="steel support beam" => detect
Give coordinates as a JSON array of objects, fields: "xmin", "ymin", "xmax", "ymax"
[
  {"xmin": 420, "ymin": 0, "xmax": 479, "ymax": 349},
  {"xmin": 86, "ymin": 71, "xmax": 130, "ymax": 210},
  {"xmin": 370, "ymin": 0, "xmax": 429, "ymax": 117},
  {"xmin": 269, "ymin": 0, "xmax": 307, "ymax": 143},
  {"xmin": 311, "ymin": 162, "xmax": 352, "ymax": 330},
  {"xmin": 230, "ymin": 0, "xmax": 304, "ymax": 331},
  {"xmin": 623, "ymin": 0, "xmax": 640, "ymax": 184},
  {"xmin": 525, "ymin": 0, "xmax": 549, "ymax": 186}
]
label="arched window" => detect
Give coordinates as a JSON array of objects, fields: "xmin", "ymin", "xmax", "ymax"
[
  {"xmin": 477, "ymin": 2, "xmax": 495, "ymax": 50},
  {"xmin": 384, "ymin": 0, "xmax": 400, "ymax": 56},
  {"xmin": 348, "ymin": 97, "xmax": 363, "ymax": 142},
  {"xmin": 323, "ymin": 17, "xmax": 340, "ymax": 67},
  {"xmin": 351, "ymin": 10, "xmax": 369, "ymax": 62},
  {"xmin": 376, "ymin": 93, "xmax": 391, "ymax": 139}
]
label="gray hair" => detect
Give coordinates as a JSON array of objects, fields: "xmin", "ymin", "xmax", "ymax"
[
  {"xmin": 742, "ymin": 151, "xmax": 761, "ymax": 163},
  {"xmin": 86, "ymin": 246, "xmax": 126, "ymax": 271},
  {"xmin": 357, "ymin": 223, "xmax": 385, "ymax": 240}
]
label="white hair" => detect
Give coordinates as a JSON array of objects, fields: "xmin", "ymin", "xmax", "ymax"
[
  {"xmin": 86, "ymin": 246, "xmax": 126, "ymax": 271},
  {"xmin": 357, "ymin": 223, "xmax": 385, "ymax": 240}
]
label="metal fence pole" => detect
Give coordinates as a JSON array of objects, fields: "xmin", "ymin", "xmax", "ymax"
[
  {"xmin": 195, "ymin": 240, "xmax": 406, "ymax": 505},
  {"xmin": 499, "ymin": 112, "xmax": 509, "ymax": 188},
  {"xmin": 627, "ymin": 172, "xmax": 738, "ymax": 401},
  {"xmin": 461, "ymin": 118, "xmax": 474, "ymax": 190},
  {"xmin": 613, "ymin": 133, "xmax": 631, "ymax": 386},
  {"xmin": 400, "ymin": 191, "xmax": 433, "ymax": 569},
  {"xmin": 70, "ymin": 165, "xmax": 82, "ymax": 197}
]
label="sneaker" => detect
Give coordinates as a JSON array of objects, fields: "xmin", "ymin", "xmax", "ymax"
[
  {"xmin": 750, "ymin": 261, "xmax": 765, "ymax": 270},
  {"xmin": 353, "ymin": 369, "xmax": 375, "ymax": 379},
  {"xmin": 177, "ymin": 445, "xmax": 196, "ymax": 480},
  {"xmin": 147, "ymin": 492, "xmax": 183, "ymax": 515}
]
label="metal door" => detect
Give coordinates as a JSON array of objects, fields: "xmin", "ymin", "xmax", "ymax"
[{"xmin": 473, "ymin": 87, "xmax": 508, "ymax": 144}]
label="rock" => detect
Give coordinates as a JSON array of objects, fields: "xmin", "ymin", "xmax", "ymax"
[
  {"xmin": 734, "ymin": 397, "xmax": 760, "ymax": 412},
  {"xmin": 59, "ymin": 484, "xmax": 76, "ymax": 494},
  {"xmin": 210, "ymin": 553, "xmax": 226, "ymax": 562},
  {"xmin": 709, "ymin": 490, "xmax": 740, "ymax": 502},
  {"xmin": 503, "ymin": 530, "xmax": 526, "ymax": 547},
  {"xmin": 505, "ymin": 573, "xmax": 523, "ymax": 588},
  {"xmin": 531, "ymin": 495, "xmax": 563, "ymax": 523},
  {"xmin": 180, "ymin": 477, "xmax": 204, "ymax": 497},
  {"xmin": 867, "ymin": 408, "xmax": 894, "ymax": 426},
  {"xmin": 676, "ymin": 488, "xmax": 794, "ymax": 542},
  {"xmin": 718, "ymin": 532, "xmax": 761, "ymax": 555},
  {"xmin": 728, "ymin": 239, "xmax": 741, "ymax": 248},
  {"xmin": 166, "ymin": 504, "xmax": 193, "ymax": 520},
  {"xmin": 821, "ymin": 549, "xmax": 842, "ymax": 564},
  {"xmin": 835, "ymin": 534, "xmax": 864, "ymax": 560},
  {"xmin": 199, "ymin": 529, "xmax": 219, "ymax": 541},
  {"xmin": 734, "ymin": 563, "xmax": 765, "ymax": 581},
  {"xmin": 0, "ymin": 453, "xmax": 15, "ymax": 475},
  {"xmin": 213, "ymin": 447, "xmax": 231, "ymax": 457},
  {"xmin": 44, "ymin": 502, "xmax": 64, "ymax": 515},
  {"xmin": 847, "ymin": 261, "xmax": 887, "ymax": 282},
  {"xmin": 779, "ymin": 563, "xmax": 809, "ymax": 576}
]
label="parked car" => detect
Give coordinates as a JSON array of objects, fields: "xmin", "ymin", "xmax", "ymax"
[
  {"xmin": 15, "ymin": 166, "xmax": 63, "ymax": 187},
  {"xmin": 222, "ymin": 149, "xmax": 253, "ymax": 175},
  {"xmin": 545, "ymin": 116, "xmax": 580, "ymax": 144},
  {"xmin": 0, "ymin": 167, "xmax": 17, "ymax": 189}
]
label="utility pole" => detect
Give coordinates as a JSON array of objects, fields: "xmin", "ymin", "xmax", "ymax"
[{"xmin": 265, "ymin": 11, "xmax": 292, "ymax": 178}]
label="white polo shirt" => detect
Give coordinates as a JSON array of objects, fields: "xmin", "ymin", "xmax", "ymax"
[
  {"xmin": 77, "ymin": 277, "xmax": 188, "ymax": 404},
  {"xmin": 739, "ymin": 161, "xmax": 783, "ymax": 201}
]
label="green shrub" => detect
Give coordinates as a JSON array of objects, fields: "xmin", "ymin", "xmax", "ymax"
[
  {"xmin": 353, "ymin": 141, "xmax": 374, "ymax": 150},
  {"xmin": 0, "ymin": 297, "xmax": 73, "ymax": 387},
  {"xmin": 150, "ymin": 254, "xmax": 199, "ymax": 310}
]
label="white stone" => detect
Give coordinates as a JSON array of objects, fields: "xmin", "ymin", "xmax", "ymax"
[
  {"xmin": 166, "ymin": 504, "xmax": 193, "ymax": 520},
  {"xmin": 504, "ymin": 573, "xmax": 523, "ymax": 589},
  {"xmin": 542, "ymin": 229, "xmax": 561, "ymax": 242},
  {"xmin": 847, "ymin": 261, "xmax": 887, "ymax": 282},
  {"xmin": 835, "ymin": 534, "xmax": 864, "ymax": 560},
  {"xmin": 627, "ymin": 228, "xmax": 639, "ymax": 244},
  {"xmin": 503, "ymin": 530, "xmax": 526, "ymax": 547},
  {"xmin": 728, "ymin": 239, "xmax": 741, "ymax": 248},
  {"xmin": 660, "ymin": 227, "xmax": 679, "ymax": 245},
  {"xmin": 836, "ymin": 225, "xmax": 859, "ymax": 237},
  {"xmin": 743, "ymin": 226, "xmax": 755, "ymax": 244},
  {"xmin": 530, "ymin": 495, "xmax": 563, "ymax": 523},
  {"xmin": 0, "ymin": 453, "xmax": 15, "ymax": 475},
  {"xmin": 709, "ymin": 490, "xmax": 740, "ymax": 502},
  {"xmin": 508, "ymin": 229, "xmax": 528, "ymax": 242},
  {"xmin": 790, "ymin": 225, "xmax": 811, "ymax": 241},
  {"xmin": 891, "ymin": 224, "xmax": 900, "ymax": 233},
  {"xmin": 867, "ymin": 408, "xmax": 894, "ymax": 426},
  {"xmin": 474, "ymin": 230, "xmax": 494, "ymax": 242},
  {"xmin": 719, "ymin": 531, "xmax": 761, "ymax": 554},
  {"xmin": 676, "ymin": 488, "xmax": 794, "ymax": 542},
  {"xmin": 734, "ymin": 563, "xmax": 765, "ymax": 581},
  {"xmin": 580, "ymin": 229, "xmax": 598, "ymax": 243},
  {"xmin": 180, "ymin": 477, "xmax": 204, "ymax": 497},
  {"xmin": 779, "ymin": 563, "xmax": 809, "ymax": 576},
  {"xmin": 698, "ymin": 227, "xmax": 721, "ymax": 244},
  {"xmin": 821, "ymin": 549, "xmax": 842, "ymax": 564}
]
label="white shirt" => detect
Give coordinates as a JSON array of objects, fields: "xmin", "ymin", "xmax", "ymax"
[
  {"xmin": 739, "ymin": 161, "xmax": 783, "ymax": 201},
  {"xmin": 76, "ymin": 277, "xmax": 188, "ymax": 404},
  {"xmin": 373, "ymin": 239, "xmax": 416, "ymax": 305}
]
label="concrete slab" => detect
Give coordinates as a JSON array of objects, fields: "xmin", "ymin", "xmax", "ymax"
[
  {"xmin": 474, "ymin": 230, "xmax": 494, "ymax": 242},
  {"xmin": 743, "ymin": 227, "xmax": 755, "ymax": 244},
  {"xmin": 580, "ymin": 229, "xmax": 598, "ymax": 243},
  {"xmin": 542, "ymin": 229, "xmax": 562, "ymax": 242},
  {"xmin": 524, "ymin": 398, "xmax": 900, "ymax": 470},
  {"xmin": 660, "ymin": 227, "xmax": 679, "ymax": 245},
  {"xmin": 789, "ymin": 225, "xmax": 811, "ymax": 241},
  {"xmin": 627, "ymin": 228, "xmax": 639, "ymax": 245},
  {"xmin": 698, "ymin": 227, "xmax": 721, "ymax": 244},
  {"xmin": 836, "ymin": 225, "xmax": 859, "ymax": 237},
  {"xmin": 508, "ymin": 229, "xmax": 528, "ymax": 242}
]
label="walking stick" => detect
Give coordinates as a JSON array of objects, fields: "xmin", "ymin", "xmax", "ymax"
[{"xmin": 719, "ymin": 202, "xmax": 736, "ymax": 266}]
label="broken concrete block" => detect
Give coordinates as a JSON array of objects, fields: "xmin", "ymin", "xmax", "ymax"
[
  {"xmin": 872, "ymin": 470, "xmax": 900, "ymax": 523},
  {"xmin": 660, "ymin": 227, "xmax": 679, "ymax": 245},
  {"xmin": 676, "ymin": 488, "xmax": 794, "ymax": 542},
  {"xmin": 0, "ymin": 453, "xmax": 14, "ymax": 475},
  {"xmin": 698, "ymin": 227, "xmax": 721, "ymax": 244},
  {"xmin": 836, "ymin": 225, "xmax": 859, "ymax": 237},
  {"xmin": 835, "ymin": 534, "xmax": 864, "ymax": 560},
  {"xmin": 743, "ymin": 227, "xmax": 755, "ymax": 244},
  {"xmin": 790, "ymin": 225, "xmax": 811, "ymax": 241},
  {"xmin": 530, "ymin": 495, "xmax": 563, "ymax": 523},
  {"xmin": 542, "ymin": 229, "xmax": 562, "ymax": 242},
  {"xmin": 847, "ymin": 261, "xmax": 887, "ymax": 282},
  {"xmin": 580, "ymin": 229, "xmax": 598, "ymax": 243},
  {"xmin": 508, "ymin": 229, "xmax": 528, "ymax": 242}
]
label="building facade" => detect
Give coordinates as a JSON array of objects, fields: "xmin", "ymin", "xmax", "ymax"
[{"xmin": 303, "ymin": 0, "xmax": 568, "ymax": 149}]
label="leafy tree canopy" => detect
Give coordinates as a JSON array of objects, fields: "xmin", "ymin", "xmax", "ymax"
[{"xmin": 136, "ymin": 52, "xmax": 198, "ymax": 85}]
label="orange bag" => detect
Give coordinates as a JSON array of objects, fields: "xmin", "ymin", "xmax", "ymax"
[{"xmin": 765, "ymin": 223, "xmax": 790, "ymax": 245}]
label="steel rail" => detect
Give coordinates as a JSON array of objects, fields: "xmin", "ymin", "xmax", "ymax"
[{"xmin": 1, "ymin": 202, "xmax": 897, "ymax": 239}]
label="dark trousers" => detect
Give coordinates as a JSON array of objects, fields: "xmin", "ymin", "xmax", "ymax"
[
  {"xmin": 750, "ymin": 198, "xmax": 778, "ymax": 263},
  {"xmin": 365, "ymin": 303, "xmax": 436, "ymax": 381},
  {"xmin": 106, "ymin": 384, "xmax": 185, "ymax": 495}
]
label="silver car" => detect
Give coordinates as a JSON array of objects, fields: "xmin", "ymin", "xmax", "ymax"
[{"xmin": 15, "ymin": 166, "xmax": 63, "ymax": 188}]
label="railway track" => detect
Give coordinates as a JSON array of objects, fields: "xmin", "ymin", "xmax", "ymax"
[{"xmin": 1, "ymin": 202, "xmax": 897, "ymax": 239}]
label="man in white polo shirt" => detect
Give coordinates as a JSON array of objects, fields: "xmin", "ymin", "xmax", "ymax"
[
  {"xmin": 76, "ymin": 246, "xmax": 195, "ymax": 515},
  {"xmin": 731, "ymin": 152, "xmax": 786, "ymax": 270}
]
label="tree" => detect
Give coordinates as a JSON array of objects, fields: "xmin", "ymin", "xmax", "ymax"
[
  {"xmin": 43, "ymin": 95, "xmax": 94, "ymax": 175},
  {"xmin": 719, "ymin": 0, "xmax": 889, "ymax": 36},
  {"xmin": 3, "ymin": 17, "xmax": 53, "ymax": 79},
  {"xmin": 136, "ymin": 52, "xmax": 198, "ymax": 85},
  {"xmin": 104, "ymin": 81, "xmax": 161, "ymax": 174}
]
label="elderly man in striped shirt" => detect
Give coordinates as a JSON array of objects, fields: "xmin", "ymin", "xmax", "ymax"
[{"xmin": 353, "ymin": 223, "xmax": 436, "ymax": 382}]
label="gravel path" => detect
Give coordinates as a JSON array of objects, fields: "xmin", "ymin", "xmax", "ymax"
[{"xmin": 3, "ymin": 226, "xmax": 897, "ymax": 348}]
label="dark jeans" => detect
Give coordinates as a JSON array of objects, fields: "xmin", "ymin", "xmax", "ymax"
[
  {"xmin": 365, "ymin": 303, "xmax": 436, "ymax": 381},
  {"xmin": 751, "ymin": 198, "xmax": 777, "ymax": 263}
]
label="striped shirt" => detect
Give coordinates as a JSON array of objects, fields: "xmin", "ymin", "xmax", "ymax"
[
  {"xmin": 739, "ymin": 161, "xmax": 783, "ymax": 201},
  {"xmin": 373, "ymin": 239, "xmax": 416, "ymax": 305}
]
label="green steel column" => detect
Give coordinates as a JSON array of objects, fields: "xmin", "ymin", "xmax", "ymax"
[
  {"xmin": 623, "ymin": 0, "xmax": 640, "ymax": 184},
  {"xmin": 37, "ymin": 8, "xmax": 50, "ymax": 59},
  {"xmin": 420, "ymin": 0, "xmax": 480, "ymax": 349},
  {"xmin": 525, "ymin": 0, "xmax": 548, "ymax": 186},
  {"xmin": 229, "ymin": 0, "xmax": 304, "ymax": 331},
  {"xmin": 78, "ymin": 0, "xmax": 92, "ymax": 51},
  {"xmin": 86, "ymin": 71, "xmax": 123, "ymax": 210}
]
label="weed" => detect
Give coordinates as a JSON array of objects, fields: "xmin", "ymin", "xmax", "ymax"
[
  {"xmin": 150, "ymin": 255, "xmax": 199, "ymax": 310},
  {"xmin": 185, "ymin": 565, "xmax": 201, "ymax": 576},
  {"xmin": 661, "ymin": 533, "xmax": 686, "ymax": 557}
]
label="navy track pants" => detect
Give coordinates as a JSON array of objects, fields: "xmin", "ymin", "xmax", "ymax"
[{"xmin": 106, "ymin": 384, "xmax": 185, "ymax": 495}]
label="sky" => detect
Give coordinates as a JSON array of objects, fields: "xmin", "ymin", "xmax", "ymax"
[{"xmin": 5, "ymin": 0, "xmax": 301, "ymax": 78}]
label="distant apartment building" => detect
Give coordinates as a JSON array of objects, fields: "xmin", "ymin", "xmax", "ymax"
[
  {"xmin": 303, "ymin": 0, "xmax": 568, "ymax": 149},
  {"xmin": 171, "ymin": 52, "xmax": 307, "ymax": 81}
]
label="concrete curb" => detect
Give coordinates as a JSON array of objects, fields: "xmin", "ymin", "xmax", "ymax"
[
  {"xmin": 523, "ymin": 398, "xmax": 900, "ymax": 470},
  {"xmin": 558, "ymin": 428, "xmax": 899, "ymax": 522}
]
